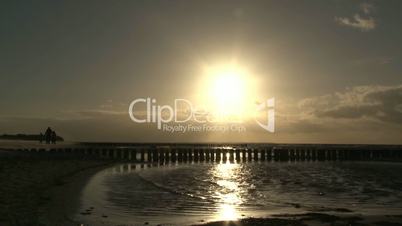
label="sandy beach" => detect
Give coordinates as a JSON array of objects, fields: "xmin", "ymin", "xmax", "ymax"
[
  {"xmin": 196, "ymin": 213, "xmax": 402, "ymax": 226},
  {"xmin": 0, "ymin": 148, "xmax": 112, "ymax": 226}
]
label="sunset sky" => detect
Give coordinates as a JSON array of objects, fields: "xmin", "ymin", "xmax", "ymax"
[{"xmin": 1, "ymin": 1, "xmax": 401, "ymax": 143}]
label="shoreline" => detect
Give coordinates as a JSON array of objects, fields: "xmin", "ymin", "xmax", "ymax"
[
  {"xmin": 0, "ymin": 152, "xmax": 114, "ymax": 226},
  {"xmin": 38, "ymin": 162, "xmax": 114, "ymax": 226},
  {"xmin": 195, "ymin": 213, "xmax": 402, "ymax": 226}
]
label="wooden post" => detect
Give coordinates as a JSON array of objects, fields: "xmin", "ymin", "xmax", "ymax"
[
  {"xmin": 300, "ymin": 149, "xmax": 306, "ymax": 161},
  {"xmin": 171, "ymin": 149, "xmax": 177, "ymax": 162},
  {"xmin": 181, "ymin": 149, "xmax": 186, "ymax": 162},
  {"xmin": 194, "ymin": 149, "xmax": 199, "ymax": 162},
  {"xmin": 183, "ymin": 149, "xmax": 188, "ymax": 162},
  {"xmin": 132, "ymin": 149, "xmax": 137, "ymax": 161},
  {"xmin": 317, "ymin": 149, "xmax": 325, "ymax": 161},
  {"xmin": 295, "ymin": 149, "xmax": 300, "ymax": 161},
  {"xmin": 253, "ymin": 149, "xmax": 258, "ymax": 161},
  {"xmin": 290, "ymin": 149, "xmax": 295, "ymax": 161},
  {"xmin": 216, "ymin": 149, "xmax": 222, "ymax": 162},
  {"xmin": 200, "ymin": 149, "xmax": 205, "ymax": 162},
  {"xmin": 273, "ymin": 148, "xmax": 280, "ymax": 161},
  {"xmin": 229, "ymin": 149, "xmax": 234, "ymax": 162},
  {"xmin": 223, "ymin": 150, "xmax": 228, "ymax": 162},
  {"xmin": 147, "ymin": 150, "xmax": 152, "ymax": 162},
  {"xmin": 210, "ymin": 150, "xmax": 214, "ymax": 162},
  {"xmin": 235, "ymin": 149, "xmax": 241, "ymax": 162},
  {"xmin": 306, "ymin": 150, "xmax": 311, "ymax": 161},
  {"xmin": 205, "ymin": 149, "xmax": 210, "ymax": 162},
  {"xmin": 156, "ymin": 148, "xmax": 161, "ymax": 162},
  {"xmin": 242, "ymin": 149, "xmax": 246, "ymax": 162},
  {"xmin": 189, "ymin": 149, "xmax": 193, "ymax": 162},
  {"xmin": 267, "ymin": 148, "xmax": 272, "ymax": 161},
  {"xmin": 141, "ymin": 149, "xmax": 145, "ymax": 162}
]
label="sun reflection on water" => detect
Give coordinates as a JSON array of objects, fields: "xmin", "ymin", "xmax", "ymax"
[{"xmin": 212, "ymin": 162, "xmax": 243, "ymax": 221}]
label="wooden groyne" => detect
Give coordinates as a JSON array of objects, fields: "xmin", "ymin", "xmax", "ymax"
[{"xmin": 2, "ymin": 144, "xmax": 402, "ymax": 163}]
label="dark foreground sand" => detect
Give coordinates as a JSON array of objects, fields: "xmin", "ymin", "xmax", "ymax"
[{"xmin": 0, "ymin": 149, "xmax": 112, "ymax": 226}]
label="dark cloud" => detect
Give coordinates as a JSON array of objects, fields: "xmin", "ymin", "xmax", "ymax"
[{"xmin": 300, "ymin": 85, "xmax": 402, "ymax": 124}]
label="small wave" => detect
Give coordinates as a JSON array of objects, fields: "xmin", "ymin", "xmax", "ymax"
[{"xmin": 136, "ymin": 171, "xmax": 214, "ymax": 203}]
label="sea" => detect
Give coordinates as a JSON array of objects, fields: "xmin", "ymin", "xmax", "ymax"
[{"xmin": 75, "ymin": 160, "xmax": 402, "ymax": 225}]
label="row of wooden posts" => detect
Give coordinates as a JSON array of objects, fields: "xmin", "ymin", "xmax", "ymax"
[{"xmin": 17, "ymin": 146, "xmax": 402, "ymax": 162}]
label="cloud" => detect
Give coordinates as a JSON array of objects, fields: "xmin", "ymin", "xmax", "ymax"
[
  {"xmin": 335, "ymin": 14, "xmax": 376, "ymax": 31},
  {"xmin": 2, "ymin": 85, "xmax": 401, "ymax": 144},
  {"xmin": 299, "ymin": 84, "xmax": 402, "ymax": 124},
  {"xmin": 263, "ymin": 84, "xmax": 402, "ymax": 143},
  {"xmin": 353, "ymin": 56, "xmax": 393, "ymax": 65},
  {"xmin": 335, "ymin": 3, "xmax": 376, "ymax": 31},
  {"xmin": 360, "ymin": 3, "xmax": 374, "ymax": 14},
  {"xmin": 72, "ymin": 110, "xmax": 126, "ymax": 118}
]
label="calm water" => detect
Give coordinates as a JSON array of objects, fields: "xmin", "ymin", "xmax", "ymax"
[{"xmin": 76, "ymin": 161, "xmax": 402, "ymax": 225}]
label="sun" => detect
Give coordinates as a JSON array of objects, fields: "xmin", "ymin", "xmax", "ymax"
[
  {"xmin": 211, "ymin": 68, "xmax": 245, "ymax": 114},
  {"xmin": 198, "ymin": 63, "xmax": 257, "ymax": 121}
]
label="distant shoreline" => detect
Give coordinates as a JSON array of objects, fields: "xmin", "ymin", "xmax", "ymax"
[
  {"xmin": 0, "ymin": 134, "xmax": 64, "ymax": 142},
  {"xmin": 2, "ymin": 139, "xmax": 402, "ymax": 148}
]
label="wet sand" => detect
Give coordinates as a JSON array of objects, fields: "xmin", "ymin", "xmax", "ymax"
[
  {"xmin": 38, "ymin": 163, "xmax": 113, "ymax": 226},
  {"xmin": 197, "ymin": 213, "xmax": 402, "ymax": 226},
  {"xmin": 3, "ymin": 156, "xmax": 402, "ymax": 226},
  {"xmin": 0, "ymin": 149, "xmax": 112, "ymax": 226}
]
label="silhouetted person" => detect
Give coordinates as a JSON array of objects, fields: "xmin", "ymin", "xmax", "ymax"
[
  {"xmin": 44, "ymin": 127, "xmax": 52, "ymax": 144},
  {"xmin": 39, "ymin": 133, "xmax": 44, "ymax": 143},
  {"xmin": 51, "ymin": 131, "xmax": 57, "ymax": 144}
]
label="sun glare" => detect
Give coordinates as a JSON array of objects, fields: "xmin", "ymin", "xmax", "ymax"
[
  {"xmin": 212, "ymin": 163, "xmax": 242, "ymax": 221},
  {"xmin": 199, "ymin": 64, "xmax": 257, "ymax": 121}
]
